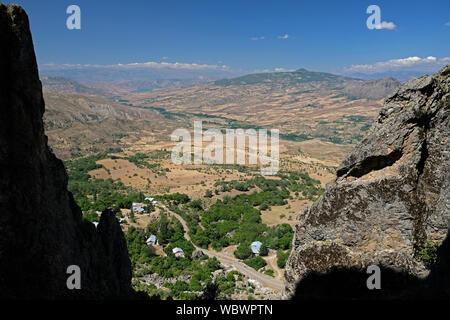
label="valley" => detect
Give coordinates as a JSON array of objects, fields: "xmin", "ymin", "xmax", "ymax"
[
  {"xmin": 42, "ymin": 69, "xmax": 399, "ymax": 299},
  {"xmin": 2, "ymin": 1, "xmax": 447, "ymax": 303}
]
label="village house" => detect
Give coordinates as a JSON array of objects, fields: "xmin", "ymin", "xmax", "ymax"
[
  {"xmin": 146, "ymin": 234, "xmax": 158, "ymax": 246},
  {"xmin": 132, "ymin": 202, "xmax": 146, "ymax": 213},
  {"xmin": 250, "ymin": 241, "xmax": 262, "ymax": 255},
  {"xmin": 144, "ymin": 197, "xmax": 158, "ymax": 206},
  {"xmin": 172, "ymin": 247, "xmax": 185, "ymax": 258}
]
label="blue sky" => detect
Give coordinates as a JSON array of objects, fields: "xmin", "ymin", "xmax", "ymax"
[{"xmin": 3, "ymin": 0, "xmax": 450, "ymax": 77}]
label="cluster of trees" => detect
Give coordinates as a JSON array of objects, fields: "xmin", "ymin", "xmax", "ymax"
[
  {"xmin": 154, "ymin": 193, "xmax": 190, "ymax": 205},
  {"xmin": 280, "ymin": 172, "xmax": 324, "ymax": 200},
  {"xmin": 65, "ymin": 153, "xmax": 145, "ymax": 211},
  {"xmin": 112, "ymin": 151, "xmax": 170, "ymax": 175},
  {"xmin": 126, "ymin": 226, "xmax": 156, "ymax": 268},
  {"xmin": 153, "ymin": 187, "xmax": 296, "ymax": 269},
  {"xmin": 66, "ymin": 153, "xmax": 310, "ymax": 298},
  {"xmin": 145, "ymin": 214, "xmax": 194, "ymax": 257},
  {"xmin": 214, "ymin": 175, "xmax": 292, "ymax": 193},
  {"xmin": 159, "ymin": 265, "xmax": 240, "ymax": 300},
  {"xmin": 132, "ymin": 215, "xmax": 215, "ymax": 277},
  {"xmin": 234, "ymin": 243, "xmax": 253, "ymax": 260},
  {"xmin": 82, "ymin": 211, "xmax": 100, "ymax": 223},
  {"xmin": 233, "ymin": 224, "xmax": 292, "ymax": 261},
  {"xmin": 163, "ymin": 281, "xmax": 196, "ymax": 300},
  {"xmin": 127, "ymin": 215, "xmax": 250, "ymax": 299},
  {"xmin": 124, "ymin": 153, "xmax": 161, "ymax": 172},
  {"xmin": 244, "ymin": 256, "xmax": 267, "ymax": 270},
  {"xmin": 137, "ymin": 255, "xmax": 229, "ymax": 300},
  {"xmin": 215, "ymin": 271, "xmax": 241, "ymax": 296},
  {"xmin": 213, "ymin": 172, "xmax": 323, "ymax": 201},
  {"xmin": 65, "ymin": 153, "xmax": 106, "ymax": 181},
  {"xmin": 188, "ymin": 193, "xmax": 294, "ymax": 252},
  {"xmin": 152, "ymin": 177, "xmax": 303, "ymax": 269},
  {"xmin": 276, "ymin": 249, "xmax": 290, "ymax": 268}
]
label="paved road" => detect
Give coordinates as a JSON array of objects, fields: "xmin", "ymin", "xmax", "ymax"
[{"xmin": 161, "ymin": 205, "xmax": 284, "ymax": 291}]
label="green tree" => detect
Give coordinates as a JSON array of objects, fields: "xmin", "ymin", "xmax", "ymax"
[
  {"xmin": 244, "ymin": 256, "xmax": 267, "ymax": 270},
  {"xmin": 276, "ymin": 249, "xmax": 290, "ymax": 268},
  {"xmin": 204, "ymin": 189, "xmax": 213, "ymax": 198},
  {"xmin": 234, "ymin": 243, "xmax": 252, "ymax": 260},
  {"xmin": 259, "ymin": 243, "xmax": 269, "ymax": 256}
]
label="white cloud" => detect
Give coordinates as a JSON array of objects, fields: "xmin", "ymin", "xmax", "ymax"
[
  {"xmin": 375, "ymin": 21, "xmax": 397, "ymax": 30},
  {"xmin": 250, "ymin": 36, "xmax": 265, "ymax": 41},
  {"xmin": 252, "ymin": 67, "xmax": 295, "ymax": 73},
  {"xmin": 43, "ymin": 61, "xmax": 229, "ymax": 71},
  {"xmin": 344, "ymin": 56, "xmax": 450, "ymax": 74},
  {"xmin": 277, "ymin": 34, "xmax": 290, "ymax": 39},
  {"xmin": 445, "ymin": 22, "xmax": 450, "ymax": 26},
  {"xmin": 274, "ymin": 67, "xmax": 295, "ymax": 72}
]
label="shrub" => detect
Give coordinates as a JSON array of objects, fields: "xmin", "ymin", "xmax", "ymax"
[
  {"xmin": 204, "ymin": 189, "xmax": 213, "ymax": 198},
  {"xmin": 83, "ymin": 211, "xmax": 99, "ymax": 222},
  {"xmin": 276, "ymin": 250, "xmax": 290, "ymax": 268},
  {"xmin": 244, "ymin": 256, "xmax": 267, "ymax": 270},
  {"xmin": 234, "ymin": 243, "xmax": 253, "ymax": 260},
  {"xmin": 264, "ymin": 269, "xmax": 274, "ymax": 277},
  {"xmin": 417, "ymin": 240, "xmax": 440, "ymax": 267},
  {"xmin": 259, "ymin": 243, "xmax": 269, "ymax": 256}
]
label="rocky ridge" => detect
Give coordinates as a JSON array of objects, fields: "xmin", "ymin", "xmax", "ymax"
[
  {"xmin": 0, "ymin": 4, "xmax": 134, "ymax": 299},
  {"xmin": 284, "ymin": 65, "xmax": 450, "ymax": 299}
]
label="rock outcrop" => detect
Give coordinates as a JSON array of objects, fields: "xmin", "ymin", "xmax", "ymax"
[
  {"xmin": 0, "ymin": 4, "xmax": 133, "ymax": 299},
  {"xmin": 285, "ymin": 65, "xmax": 450, "ymax": 299}
]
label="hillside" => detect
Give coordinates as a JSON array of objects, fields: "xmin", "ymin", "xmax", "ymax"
[
  {"xmin": 41, "ymin": 76, "xmax": 99, "ymax": 95},
  {"xmin": 42, "ymin": 76, "xmax": 214, "ymax": 96},
  {"xmin": 213, "ymin": 68, "xmax": 398, "ymax": 100},
  {"xmin": 42, "ymin": 91, "xmax": 183, "ymax": 158},
  {"xmin": 214, "ymin": 68, "xmax": 352, "ymax": 86},
  {"xmin": 121, "ymin": 68, "xmax": 399, "ymax": 158},
  {"xmin": 41, "ymin": 69, "xmax": 400, "ymax": 162},
  {"xmin": 342, "ymin": 76, "xmax": 401, "ymax": 100}
]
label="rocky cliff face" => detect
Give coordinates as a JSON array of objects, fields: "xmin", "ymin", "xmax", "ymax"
[
  {"xmin": 285, "ymin": 65, "xmax": 450, "ymax": 299},
  {"xmin": 0, "ymin": 4, "xmax": 133, "ymax": 299}
]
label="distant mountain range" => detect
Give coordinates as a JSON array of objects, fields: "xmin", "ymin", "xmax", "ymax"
[
  {"xmin": 40, "ymin": 68, "xmax": 401, "ymax": 158},
  {"xmin": 40, "ymin": 62, "xmax": 409, "ymax": 90},
  {"xmin": 41, "ymin": 76, "xmax": 99, "ymax": 95},
  {"xmin": 42, "ymin": 68, "xmax": 401, "ymax": 101},
  {"xmin": 39, "ymin": 63, "xmax": 241, "ymax": 83},
  {"xmin": 213, "ymin": 68, "xmax": 400, "ymax": 100},
  {"xmin": 41, "ymin": 76, "xmax": 210, "ymax": 96},
  {"xmin": 214, "ymin": 68, "xmax": 354, "ymax": 86}
]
